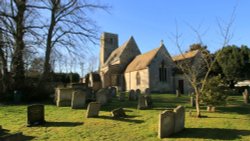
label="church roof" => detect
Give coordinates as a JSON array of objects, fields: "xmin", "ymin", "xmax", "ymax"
[
  {"xmin": 172, "ymin": 50, "xmax": 199, "ymax": 61},
  {"xmin": 103, "ymin": 36, "xmax": 136, "ymax": 67},
  {"xmin": 125, "ymin": 44, "xmax": 163, "ymax": 73}
]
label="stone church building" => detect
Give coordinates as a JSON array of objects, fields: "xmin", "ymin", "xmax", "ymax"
[{"xmin": 96, "ymin": 32, "xmax": 198, "ymax": 94}]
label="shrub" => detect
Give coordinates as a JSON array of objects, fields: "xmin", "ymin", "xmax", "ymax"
[{"xmin": 201, "ymin": 75, "xmax": 229, "ymax": 106}]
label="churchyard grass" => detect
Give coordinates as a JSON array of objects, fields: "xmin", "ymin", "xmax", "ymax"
[{"xmin": 1, "ymin": 94, "xmax": 250, "ymax": 140}]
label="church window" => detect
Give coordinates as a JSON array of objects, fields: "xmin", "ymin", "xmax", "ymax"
[
  {"xmin": 159, "ymin": 60, "xmax": 167, "ymax": 82},
  {"xmin": 110, "ymin": 38, "xmax": 113, "ymax": 44},
  {"xmin": 136, "ymin": 72, "xmax": 141, "ymax": 86}
]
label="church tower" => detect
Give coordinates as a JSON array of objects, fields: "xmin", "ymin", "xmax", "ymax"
[{"xmin": 100, "ymin": 32, "xmax": 118, "ymax": 68}]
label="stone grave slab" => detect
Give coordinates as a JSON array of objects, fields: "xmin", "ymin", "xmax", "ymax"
[
  {"xmin": 144, "ymin": 88, "xmax": 151, "ymax": 95},
  {"xmin": 56, "ymin": 88, "xmax": 74, "ymax": 107},
  {"xmin": 86, "ymin": 102, "xmax": 101, "ymax": 118},
  {"xmin": 128, "ymin": 90, "xmax": 136, "ymax": 101},
  {"xmin": 145, "ymin": 95, "xmax": 153, "ymax": 108},
  {"xmin": 173, "ymin": 105, "xmax": 185, "ymax": 133},
  {"xmin": 137, "ymin": 95, "xmax": 147, "ymax": 110},
  {"xmin": 27, "ymin": 104, "xmax": 45, "ymax": 127},
  {"xmin": 96, "ymin": 88, "xmax": 109, "ymax": 105},
  {"xmin": 110, "ymin": 87, "xmax": 117, "ymax": 97},
  {"xmin": 158, "ymin": 110, "xmax": 175, "ymax": 138},
  {"xmin": 71, "ymin": 90, "xmax": 86, "ymax": 109}
]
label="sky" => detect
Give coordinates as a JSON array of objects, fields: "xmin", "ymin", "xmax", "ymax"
[{"xmin": 89, "ymin": 0, "xmax": 250, "ymax": 56}]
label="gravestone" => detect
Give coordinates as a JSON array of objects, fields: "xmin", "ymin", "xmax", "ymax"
[
  {"xmin": 27, "ymin": 104, "xmax": 45, "ymax": 127},
  {"xmin": 110, "ymin": 87, "xmax": 117, "ymax": 97},
  {"xmin": 137, "ymin": 95, "xmax": 147, "ymax": 110},
  {"xmin": 86, "ymin": 102, "xmax": 101, "ymax": 118},
  {"xmin": 128, "ymin": 90, "xmax": 136, "ymax": 101},
  {"xmin": 243, "ymin": 89, "xmax": 249, "ymax": 104},
  {"xmin": 158, "ymin": 110, "xmax": 175, "ymax": 138},
  {"xmin": 176, "ymin": 90, "xmax": 180, "ymax": 97},
  {"xmin": 71, "ymin": 90, "xmax": 86, "ymax": 109},
  {"xmin": 56, "ymin": 88, "xmax": 74, "ymax": 107},
  {"xmin": 111, "ymin": 108, "xmax": 127, "ymax": 118},
  {"xmin": 135, "ymin": 89, "xmax": 141, "ymax": 95},
  {"xmin": 145, "ymin": 95, "xmax": 153, "ymax": 108},
  {"xmin": 54, "ymin": 88, "xmax": 59, "ymax": 103},
  {"xmin": 144, "ymin": 88, "xmax": 151, "ymax": 95},
  {"xmin": 96, "ymin": 88, "xmax": 109, "ymax": 105},
  {"xmin": 119, "ymin": 92, "xmax": 125, "ymax": 101},
  {"xmin": 173, "ymin": 105, "xmax": 185, "ymax": 133}
]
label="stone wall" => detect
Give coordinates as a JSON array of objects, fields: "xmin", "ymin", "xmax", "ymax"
[
  {"xmin": 124, "ymin": 68, "xmax": 149, "ymax": 92},
  {"xmin": 100, "ymin": 32, "xmax": 118, "ymax": 68},
  {"xmin": 149, "ymin": 48, "xmax": 175, "ymax": 93}
]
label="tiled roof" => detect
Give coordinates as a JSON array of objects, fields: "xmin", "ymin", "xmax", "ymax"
[
  {"xmin": 125, "ymin": 47, "xmax": 162, "ymax": 73},
  {"xmin": 172, "ymin": 50, "xmax": 199, "ymax": 61},
  {"xmin": 103, "ymin": 36, "xmax": 136, "ymax": 67}
]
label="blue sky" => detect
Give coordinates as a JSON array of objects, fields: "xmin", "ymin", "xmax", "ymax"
[{"xmin": 90, "ymin": 0, "xmax": 250, "ymax": 56}]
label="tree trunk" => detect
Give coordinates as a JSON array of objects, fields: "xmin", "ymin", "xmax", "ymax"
[
  {"xmin": 195, "ymin": 89, "xmax": 201, "ymax": 117},
  {"xmin": 0, "ymin": 41, "xmax": 9, "ymax": 94},
  {"xmin": 42, "ymin": 0, "xmax": 57, "ymax": 82},
  {"xmin": 12, "ymin": 0, "xmax": 26, "ymax": 90}
]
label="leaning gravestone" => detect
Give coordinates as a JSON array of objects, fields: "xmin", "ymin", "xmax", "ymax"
[
  {"xmin": 119, "ymin": 92, "xmax": 125, "ymax": 101},
  {"xmin": 243, "ymin": 89, "xmax": 249, "ymax": 104},
  {"xmin": 86, "ymin": 102, "xmax": 101, "ymax": 118},
  {"xmin": 96, "ymin": 88, "xmax": 109, "ymax": 105},
  {"xmin": 137, "ymin": 95, "xmax": 147, "ymax": 110},
  {"xmin": 27, "ymin": 104, "xmax": 45, "ymax": 127},
  {"xmin": 71, "ymin": 90, "xmax": 86, "ymax": 109},
  {"xmin": 158, "ymin": 110, "xmax": 175, "ymax": 138},
  {"xmin": 111, "ymin": 108, "xmax": 127, "ymax": 118},
  {"xmin": 173, "ymin": 105, "xmax": 185, "ymax": 133},
  {"xmin": 56, "ymin": 88, "xmax": 74, "ymax": 107}
]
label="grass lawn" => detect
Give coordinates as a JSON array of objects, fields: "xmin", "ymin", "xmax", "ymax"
[{"xmin": 0, "ymin": 93, "xmax": 250, "ymax": 141}]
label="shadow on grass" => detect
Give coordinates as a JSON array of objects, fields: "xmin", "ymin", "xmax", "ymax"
[
  {"xmin": 217, "ymin": 105, "xmax": 250, "ymax": 115},
  {"xmin": 171, "ymin": 128, "xmax": 250, "ymax": 140},
  {"xmin": 44, "ymin": 121, "xmax": 83, "ymax": 127},
  {"xmin": 97, "ymin": 115, "xmax": 144, "ymax": 124},
  {"xmin": 0, "ymin": 130, "xmax": 35, "ymax": 141}
]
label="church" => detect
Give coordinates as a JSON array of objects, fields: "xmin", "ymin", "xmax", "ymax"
[{"xmin": 94, "ymin": 32, "xmax": 199, "ymax": 94}]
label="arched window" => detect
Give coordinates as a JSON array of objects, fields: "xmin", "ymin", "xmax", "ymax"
[
  {"xmin": 136, "ymin": 72, "xmax": 140, "ymax": 86},
  {"xmin": 159, "ymin": 60, "xmax": 167, "ymax": 82}
]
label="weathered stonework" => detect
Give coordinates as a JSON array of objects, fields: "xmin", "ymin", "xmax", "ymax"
[
  {"xmin": 56, "ymin": 88, "xmax": 74, "ymax": 107},
  {"xmin": 86, "ymin": 102, "xmax": 101, "ymax": 118},
  {"xmin": 71, "ymin": 90, "xmax": 86, "ymax": 109},
  {"xmin": 158, "ymin": 110, "xmax": 175, "ymax": 138}
]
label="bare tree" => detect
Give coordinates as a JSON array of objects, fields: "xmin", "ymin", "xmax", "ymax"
[
  {"xmin": 171, "ymin": 12, "xmax": 235, "ymax": 117},
  {"xmin": 39, "ymin": 0, "xmax": 108, "ymax": 81},
  {"xmin": 0, "ymin": 0, "xmax": 43, "ymax": 90}
]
